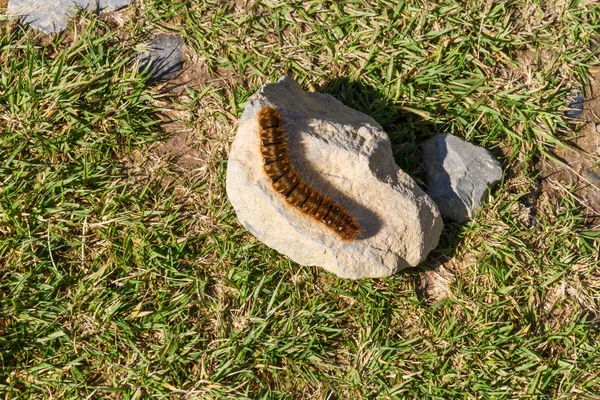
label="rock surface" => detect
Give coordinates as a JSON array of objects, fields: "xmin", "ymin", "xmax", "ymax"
[
  {"xmin": 138, "ymin": 35, "xmax": 184, "ymax": 82},
  {"xmin": 227, "ymin": 76, "xmax": 443, "ymax": 279},
  {"xmin": 421, "ymin": 133, "xmax": 502, "ymax": 223},
  {"xmin": 565, "ymin": 92, "xmax": 584, "ymax": 121},
  {"xmin": 7, "ymin": 0, "xmax": 130, "ymax": 34}
]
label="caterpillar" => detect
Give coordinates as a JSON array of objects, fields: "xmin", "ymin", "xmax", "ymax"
[{"xmin": 258, "ymin": 106, "xmax": 360, "ymax": 241}]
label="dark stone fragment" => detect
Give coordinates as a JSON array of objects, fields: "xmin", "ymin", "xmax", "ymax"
[
  {"xmin": 138, "ymin": 34, "xmax": 184, "ymax": 83},
  {"xmin": 565, "ymin": 92, "xmax": 584, "ymax": 121}
]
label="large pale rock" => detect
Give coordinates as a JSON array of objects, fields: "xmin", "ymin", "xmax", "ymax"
[
  {"xmin": 7, "ymin": 0, "xmax": 130, "ymax": 34},
  {"xmin": 421, "ymin": 133, "xmax": 503, "ymax": 223},
  {"xmin": 227, "ymin": 76, "xmax": 442, "ymax": 279}
]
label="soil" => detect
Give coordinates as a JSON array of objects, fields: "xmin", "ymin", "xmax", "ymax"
[
  {"xmin": 123, "ymin": 45, "xmax": 242, "ymax": 178},
  {"xmin": 418, "ymin": 253, "xmax": 456, "ymax": 303},
  {"xmin": 537, "ymin": 65, "xmax": 600, "ymax": 222}
]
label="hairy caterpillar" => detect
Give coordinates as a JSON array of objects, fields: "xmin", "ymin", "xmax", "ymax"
[{"xmin": 258, "ymin": 106, "xmax": 360, "ymax": 241}]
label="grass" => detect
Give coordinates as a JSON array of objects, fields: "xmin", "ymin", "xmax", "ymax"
[{"xmin": 1, "ymin": 0, "xmax": 600, "ymax": 398}]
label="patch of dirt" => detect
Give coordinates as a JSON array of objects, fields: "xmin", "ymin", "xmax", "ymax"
[
  {"xmin": 123, "ymin": 45, "xmax": 241, "ymax": 179},
  {"xmin": 155, "ymin": 48, "xmax": 243, "ymax": 96},
  {"xmin": 154, "ymin": 120, "xmax": 211, "ymax": 171},
  {"xmin": 492, "ymin": 46, "xmax": 600, "ymax": 222},
  {"xmin": 0, "ymin": 0, "xmax": 8, "ymax": 9},
  {"xmin": 537, "ymin": 66, "xmax": 600, "ymax": 222},
  {"xmin": 224, "ymin": 0, "xmax": 258, "ymax": 14},
  {"xmin": 418, "ymin": 254, "xmax": 456, "ymax": 303},
  {"xmin": 99, "ymin": 4, "xmax": 133, "ymax": 29},
  {"xmin": 120, "ymin": 116, "xmax": 214, "ymax": 190}
]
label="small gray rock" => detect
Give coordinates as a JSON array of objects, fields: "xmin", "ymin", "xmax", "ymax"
[
  {"xmin": 565, "ymin": 92, "xmax": 584, "ymax": 121},
  {"xmin": 227, "ymin": 76, "xmax": 443, "ymax": 279},
  {"xmin": 584, "ymin": 169, "xmax": 600, "ymax": 184},
  {"xmin": 138, "ymin": 35, "xmax": 184, "ymax": 82},
  {"xmin": 7, "ymin": 0, "xmax": 131, "ymax": 34},
  {"xmin": 421, "ymin": 133, "xmax": 502, "ymax": 223},
  {"xmin": 590, "ymin": 36, "xmax": 600, "ymax": 52}
]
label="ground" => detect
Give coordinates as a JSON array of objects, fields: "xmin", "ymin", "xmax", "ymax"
[
  {"xmin": 538, "ymin": 65, "xmax": 600, "ymax": 221},
  {"xmin": 1, "ymin": 1, "xmax": 600, "ymax": 399}
]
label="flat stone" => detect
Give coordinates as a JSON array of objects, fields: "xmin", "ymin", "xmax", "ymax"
[
  {"xmin": 591, "ymin": 36, "xmax": 600, "ymax": 52},
  {"xmin": 138, "ymin": 35, "xmax": 184, "ymax": 82},
  {"xmin": 7, "ymin": 0, "xmax": 130, "ymax": 34},
  {"xmin": 421, "ymin": 133, "xmax": 502, "ymax": 223},
  {"xmin": 565, "ymin": 92, "xmax": 584, "ymax": 121},
  {"xmin": 584, "ymin": 169, "xmax": 600, "ymax": 184},
  {"xmin": 227, "ymin": 76, "xmax": 443, "ymax": 279}
]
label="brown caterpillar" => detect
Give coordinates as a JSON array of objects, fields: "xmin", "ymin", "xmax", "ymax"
[{"xmin": 258, "ymin": 106, "xmax": 360, "ymax": 241}]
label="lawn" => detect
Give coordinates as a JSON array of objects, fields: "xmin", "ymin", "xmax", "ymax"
[{"xmin": 1, "ymin": 0, "xmax": 600, "ymax": 398}]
